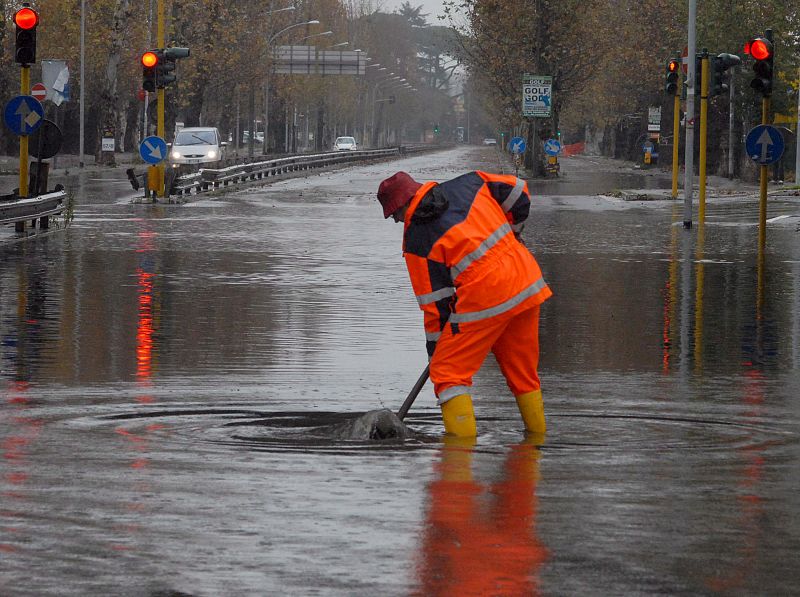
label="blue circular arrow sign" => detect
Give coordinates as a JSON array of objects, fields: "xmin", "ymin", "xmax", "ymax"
[
  {"xmin": 509, "ymin": 136, "xmax": 526, "ymax": 154},
  {"xmin": 745, "ymin": 125, "xmax": 784, "ymax": 166},
  {"xmin": 139, "ymin": 135, "xmax": 168, "ymax": 164},
  {"xmin": 4, "ymin": 95, "xmax": 45, "ymax": 136},
  {"xmin": 543, "ymin": 138, "xmax": 562, "ymax": 156}
]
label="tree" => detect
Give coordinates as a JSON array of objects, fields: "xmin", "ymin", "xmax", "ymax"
[{"xmin": 397, "ymin": 2, "xmax": 428, "ymax": 27}]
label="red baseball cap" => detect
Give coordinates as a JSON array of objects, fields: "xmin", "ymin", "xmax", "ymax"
[{"xmin": 377, "ymin": 172, "xmax": 422, "ymax": 218}]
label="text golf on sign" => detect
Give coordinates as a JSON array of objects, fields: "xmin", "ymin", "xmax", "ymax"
[{"xmin": 522, "ymin": 75, "xmax": 552, "ymax": 118}]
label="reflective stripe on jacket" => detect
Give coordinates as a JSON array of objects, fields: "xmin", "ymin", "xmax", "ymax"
[{"xmin": 402, "ymin": 171, "xmax": 551, "ymax": 343}]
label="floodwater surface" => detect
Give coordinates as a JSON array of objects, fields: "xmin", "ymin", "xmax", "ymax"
[{"xmin": 1, "ymin": 147, "xmax": 799, "ymax": 595}]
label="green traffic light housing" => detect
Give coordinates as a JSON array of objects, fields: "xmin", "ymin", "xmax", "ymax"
[{"xmin": 709, "ymin": 52, "xmax": 741, "ymax": 97}]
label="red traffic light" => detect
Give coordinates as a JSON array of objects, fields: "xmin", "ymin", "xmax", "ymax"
[
  {"xmin": 14, "ymin": 7, "xmax": 38, "ymax": 30},
  {"xmin": 141, "ymin": 51, "xmax": 159, "ymax": 68},
  {"xmin": 667, "ymin": 60, "xmax": 679, "ymax": 72},
  {"xmin": 749, "ymin": 38, "xmax": 772, "ymax": 61}
]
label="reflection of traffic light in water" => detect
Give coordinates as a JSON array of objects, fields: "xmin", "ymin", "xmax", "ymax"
[
  {"xmin": 415, "ymin": 438, "xmax": 548, "ymax": 595},
  {"xmin": 135, "ymin": 229, "xmax": 160, "ymax": 397}
]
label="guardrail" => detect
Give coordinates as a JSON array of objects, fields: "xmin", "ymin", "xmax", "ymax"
[
  {"xmin": 0, "ymin": 189, "xmax": 66, "ymax": 229},
  {"xmin": 171, "ymin": 145, "xmax": 439, "ymax": 196}
]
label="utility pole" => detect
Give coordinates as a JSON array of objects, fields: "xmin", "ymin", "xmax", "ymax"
[
  {"xmin": 728, "ymin": 69, "xmax": 735, "ymax": 178},
  {"xmin": 796, "ymin": 66, "xmax": 800, "ymax": 183},
  {"xmin": 79, "ymin": 0, "xmax": 85, "ymax": 167},
  {"xmin": 682, "ymin": 0, "xmax": 697, "ymax": 229}
]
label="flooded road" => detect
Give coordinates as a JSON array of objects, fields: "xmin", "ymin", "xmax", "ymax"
[{"xmin": 1, "ymin": 147, "xmax": 799, "ymax": 595}]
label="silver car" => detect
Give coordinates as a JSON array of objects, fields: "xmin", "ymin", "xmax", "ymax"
[{"xmin": 170, "ymin": 127, "xmax": 226, "ymax": 167}]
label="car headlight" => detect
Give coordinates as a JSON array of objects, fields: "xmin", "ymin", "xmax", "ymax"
[
  {"xmin": 172, "ymin": 150, "xmax": 181, "ymax": 159},
  {"xmin": 207, "ymin": 149, "xmax": 217, "ymax": 159}
]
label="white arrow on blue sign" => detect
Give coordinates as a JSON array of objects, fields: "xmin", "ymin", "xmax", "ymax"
[
  {"xmin": 3, "ymin": 95, "xmax": 45, "ymax": 136},
  {"xmin": 745, "ymin": 125, "xmax": 784, "ymax": 166},
  {"xmin": 139, "ymin": 135, "xmax": 168, "ymax": 164},
  {"xmin": 509, "ymin": 136, "xmax": 526, "ymax": 154},
  {"xmin": 543, "ymin": 138, "xmax": 561, "ymax": 156}
]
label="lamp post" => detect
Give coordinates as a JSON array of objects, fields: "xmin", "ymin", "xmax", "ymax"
[
  {"xmin": 264, "ymin": 19, "xmax": 321, "ymax": 154},
  {"xmin": 297, "ymin": 30, "xmax": 333, "ymax": 43},
  {"xmin": 248, "ymin": 5, "xmax": 298, "ymax": 157}
]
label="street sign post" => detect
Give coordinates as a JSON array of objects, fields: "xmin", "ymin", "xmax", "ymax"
[
  {"xmin": 746, "ymin": 124, "xmax": 784, "ymax": 165},
  {"xmin": 522, "ymin": 74, "xmax": 552, "ymax": 118},
  {"xmin": 543, "ymin": 138, "xmax": 561, "ymax": 156},
  {"xmin": 139, "ymin": 135, "xmax": 168, "ymax": 164},
  {"xmin": 509, "ymin": 136, "xmax": 526, "ymax": 154}
]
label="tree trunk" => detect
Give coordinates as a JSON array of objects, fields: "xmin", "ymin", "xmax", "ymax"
[{"xmin": 95, "ymin": 0, "xmax": 132, "ymax": 165}]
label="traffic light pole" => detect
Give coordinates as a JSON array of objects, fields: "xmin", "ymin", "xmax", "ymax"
[
  {"xmin": 670, "ymin": 60, "xmax": 681, "ymax": 199},
  {"xmin": 671, "ymin": 83, "xmax": 681, "ymax": 199},
  {"xmin": 157, "ymin": 0, "xmax": 166, "ymax": 198},
  {"xmin": 698, "ymin": 53, "xmax": 709, "ymax": 224},
  {"xmin": 682, "ymin": 0, "xmax": 697, "ymax": 229},
  {"xmin": 19, "ymin": 65, "xmax": 30, "ymax": 198},
  {"xmin": 758, "ymin": 96, "xmax": 769, "ymax": 251}
]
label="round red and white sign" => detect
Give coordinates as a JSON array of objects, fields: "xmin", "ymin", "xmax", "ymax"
[{"xmin": 31, "ymin": 83, "xmax": 47, "ymax": 102}]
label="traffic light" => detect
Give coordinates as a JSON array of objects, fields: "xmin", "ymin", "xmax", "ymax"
[
  {"xmin": 142, "ymin": 47, "xmax": 189, "ymax": 91},
  {"xmin": 433, "ymin": 123, "xmax": 440, "ymax": 134},
  {"xmin": 709, "ymin": 53, "xmax": 742, "ymax": 97},
  {"xmin": 745, "ymin": 36, "xmax": 774, "ymax": 97},
  {"xmin": 665, "ymin": 58, "xmax": 680, "ymax": 95},
  {"xmin": 14, "ymin": 4, "xmax": 39, "ymax": 65},
  {"xmin": 158, "ymin": 47, "xmax": 190, "ymax": 88},
  {"xmin": 142, "ymin": 51, "xmax": 159, "ymax": 93}
]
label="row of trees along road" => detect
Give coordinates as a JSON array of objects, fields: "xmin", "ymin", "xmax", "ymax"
[
  {"xmin": 0, "ymin": 0, "xmax": 460, "ymax": 162},
  {"xmin": 443, "ymin": 0, "xmax": 800, "ymax": 179}
]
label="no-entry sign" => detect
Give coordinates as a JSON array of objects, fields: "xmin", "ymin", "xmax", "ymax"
[{"xmin": 31, "ymin": 83, "xmax": 46, "ymax": 102}]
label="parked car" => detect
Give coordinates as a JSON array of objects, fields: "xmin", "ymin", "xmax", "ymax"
[
  {"xmin": 333, "ymin": 136, "xmax": 358, "ymax": 151},
  {"xmin": 170, "ymin": 127, "xmax": 226, "ymax": 168},
  {"xmin": 482, "ymin": 137, "xmax": 497, "ymax": 146}
]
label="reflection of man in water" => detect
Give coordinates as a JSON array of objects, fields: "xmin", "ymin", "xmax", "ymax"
[{"xmin": 414, "ymin": 437, "xmax": 549, "ymax": 595}]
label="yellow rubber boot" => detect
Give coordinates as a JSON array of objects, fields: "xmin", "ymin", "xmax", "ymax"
[
  {"xmin": 515, "ymin": 389, "xmax": 546, "ymax": 434},
  {"xmin": 440, "ymin": 394, "xmax": 477, "ymax": 437}
]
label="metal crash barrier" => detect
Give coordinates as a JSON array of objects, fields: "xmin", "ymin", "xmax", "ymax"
[
  {"xmin": 170, "ymin": 145, "xmax": 437, "ymax": 197},
  {"xmin": 0, "ymin": 189, "xmax": 66, "ymax": 231}
]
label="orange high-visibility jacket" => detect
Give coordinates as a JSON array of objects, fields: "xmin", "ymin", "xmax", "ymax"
[{"xmin": 403, "ymin": 171, "xmax": 552, "ymax": 356}]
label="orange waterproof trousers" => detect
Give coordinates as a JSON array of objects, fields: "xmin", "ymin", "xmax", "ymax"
[{"xmin": 431, "ymin": 304, "xmax": 541, "ymax": 404}]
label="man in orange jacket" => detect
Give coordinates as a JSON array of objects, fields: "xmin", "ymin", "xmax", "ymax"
[{"xmin": 377, "ymin": 171, "xmax": 552, "ymax": 437}]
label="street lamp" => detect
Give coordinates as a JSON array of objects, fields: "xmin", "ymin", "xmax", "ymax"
[
  {"xmin": 264, "ymin": 19, "xmax": 322, "ymax": 153},
  {"xmin": 263, "ymin": 5, "xmax": 295, "ymax": 15},
  {"xmin": 297, "ymin": 30, "xmax": 333, "ymax": 43},
  {"xmin": 268, "ymin": 19, "xmax": 320, "ymax": 45},
  {"xmin": 326, "ymin": 41, "xmax": 348, "ymax": 49}
]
